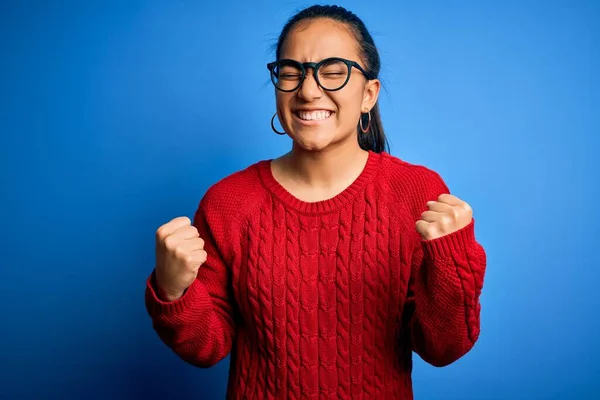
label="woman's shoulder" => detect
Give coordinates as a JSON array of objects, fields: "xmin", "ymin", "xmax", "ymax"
[
  {"xmin": 378, "ymin": 151, "xmax": 450, "ymax": 201},
  {"xmin": 197, "ymin": 158, "xmax": 270, "ymax": 220}
]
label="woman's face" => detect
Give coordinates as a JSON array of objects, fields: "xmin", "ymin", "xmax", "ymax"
[{"xmin": 276, "ymin": 19, "xmax": 380, "ymax": 152}]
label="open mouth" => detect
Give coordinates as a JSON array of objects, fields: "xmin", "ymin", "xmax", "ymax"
[{"xmin": 294, "ymin": 110, "xmax": 334, "ymax": 122}]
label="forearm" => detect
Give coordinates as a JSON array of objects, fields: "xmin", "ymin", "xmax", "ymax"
[{"xmin": 410, "ymin": 221, "xmax": 486, "ymax": 366}]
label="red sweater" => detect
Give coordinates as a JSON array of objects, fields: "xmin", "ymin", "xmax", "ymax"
[{"xmin": 145, "ymin": 150, "xmax": 487, "ymax": 400}]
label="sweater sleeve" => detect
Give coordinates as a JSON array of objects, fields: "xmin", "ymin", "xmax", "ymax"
[
  {"xmin": 144, "ymin": 192, "xmax": 239, "ymax": 368},
  {"xmin": 405, "ymin": 172, "xmax": 487, "ymax": 367}
]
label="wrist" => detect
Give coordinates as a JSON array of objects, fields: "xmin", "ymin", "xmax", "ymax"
[
  {"xmin": 152, "ymin": 271, "xmax": 184, "ymax": 302},
  {"xmin": 157, "ymin": 286, "xmax": 184, "ymax": 302}
]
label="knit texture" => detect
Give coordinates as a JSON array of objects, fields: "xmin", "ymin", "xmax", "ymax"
[{"xmin": 145, "ymin": 150, "xmax": 487, "ymax": 400}]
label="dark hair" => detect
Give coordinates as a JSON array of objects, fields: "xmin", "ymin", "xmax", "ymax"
[{"xmin": 275, "ymin": 5, "xmax": 389, "ymax": 153}]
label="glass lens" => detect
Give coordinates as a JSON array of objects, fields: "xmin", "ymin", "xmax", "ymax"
[
  {"xmin": 272, "ymin": 60, "xmax": 303, "ymax": 91},
  {"xmin": 317, "ymin": 59, "xmax": 349, "ymax": 90}
]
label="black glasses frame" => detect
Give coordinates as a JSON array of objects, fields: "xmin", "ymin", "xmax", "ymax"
[{"xmin": 266, "ymin": 57, "xmax": 373, "ymax": 92}]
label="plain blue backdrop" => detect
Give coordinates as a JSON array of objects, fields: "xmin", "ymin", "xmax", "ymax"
[{"xmin": 1, "ymin": 0, "xmax": 599, "ymax": 399}]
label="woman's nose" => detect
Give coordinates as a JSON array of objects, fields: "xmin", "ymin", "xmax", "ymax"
[{"xmin": 297, "ymin": 71, "xmax": 323, "ymax": 101}]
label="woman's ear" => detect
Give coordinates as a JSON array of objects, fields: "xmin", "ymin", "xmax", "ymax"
[{"xmin": 362, "ymin": 79, "xmax": 381, "ymax": 111}]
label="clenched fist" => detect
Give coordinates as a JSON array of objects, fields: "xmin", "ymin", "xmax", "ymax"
[
  {"xmin": 155, "ymin": 216, "xmax": 207, "ymax": 301},
  {"xmin": 416, "ymin": 194, "xmax": 473, "ymax": 240}
]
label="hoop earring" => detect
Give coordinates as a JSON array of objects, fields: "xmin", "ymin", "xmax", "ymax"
[
  {"xmin": 360, "ymin": 110, "xmax": 371, "ymax": 133},
  {"xmin": 271, "ymin": 112, "xmax": 286, "ymax": 135}
]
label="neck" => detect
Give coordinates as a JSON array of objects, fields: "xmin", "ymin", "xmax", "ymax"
[{"xmin": 283, "ymin": 140, "xmax": 369, "ymax": 189}]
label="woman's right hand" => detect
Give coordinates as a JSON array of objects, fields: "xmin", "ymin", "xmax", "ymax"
[{"xmin": 154, "ymin": 216, "xmax": 207, "ymax": 301}]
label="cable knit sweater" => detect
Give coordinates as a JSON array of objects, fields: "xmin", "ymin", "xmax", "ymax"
[{"xmin": 145, "ymin": 150, "xmax": 487, "ymax": 400}]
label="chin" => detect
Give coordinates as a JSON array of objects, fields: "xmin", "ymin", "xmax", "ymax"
[{"xmin": 289, "ymin": 129, "xmax": 338, "ymax": 152}]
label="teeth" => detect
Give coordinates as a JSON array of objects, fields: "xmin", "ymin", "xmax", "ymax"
[{"xmin": 297, "ymin": 110, "xmax": 332, "ymax": 121}]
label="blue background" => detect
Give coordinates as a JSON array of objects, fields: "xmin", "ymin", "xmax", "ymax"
[{"xmin": 1, "ymin": 0, "xmax": 599, "ymax": 399}]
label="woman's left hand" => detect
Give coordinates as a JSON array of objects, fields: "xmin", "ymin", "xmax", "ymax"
[{"xmin": 416, "ymin": 194, "xmax": 473, "ymax": 240}]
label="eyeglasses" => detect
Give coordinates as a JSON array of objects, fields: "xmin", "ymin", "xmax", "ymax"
[{"xmin": 266, "ymin": 57, "xmax": 373, "ymax": 92}]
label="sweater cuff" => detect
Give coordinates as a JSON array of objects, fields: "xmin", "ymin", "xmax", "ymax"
[
  {"xmin": 421, "ymin": 218, "xmax": 477, "ymax": 261},
  {"xmin": 145, "ymin": 271, "xmax": 208, "ymax": 318}
]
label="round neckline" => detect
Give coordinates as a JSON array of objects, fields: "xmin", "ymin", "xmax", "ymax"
[{"xmin": 257, "ymin": 150, "xmax": 382, "ymax": 215}]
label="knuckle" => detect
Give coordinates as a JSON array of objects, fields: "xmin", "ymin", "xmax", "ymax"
[
  {"xmin": 463, "ymin": 202, "xmax": 472, "ymax": 214},
  {"xmin": 422, "ymin": 228, "xmax": 433, "ymax": 240},
  {"xmin": 200, "ymin": 250, "xmax": 208, "ymax": 263},
  {"xmin": 451, "ymin": 207, "xmax": 460, "ymax": 220},
  {"xmin": 436, "ymin": 220, "xmax": 447, "ymax": 233},
  {"xmin": 183, "ymin": 254, "xmax": 196, "ymax": 268},
  {"xmin": 156, "ymin": 226, "xmax": 168, "ymax": 240},
  {"xmin": 163, "ymin": 235, "xmax": 175, "ymax": 248},
  {"xmin": 174, "ymin": 245, "xmax": 187, "ymax": 257},
  {"xmin": 443, "ymin": 215, "xmax": 453, "ymax": 227}
]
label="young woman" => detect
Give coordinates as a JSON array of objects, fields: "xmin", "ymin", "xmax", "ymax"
[{"xmin": 145, "ymin": 5, "xmax": 487, "ymax": 399}]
